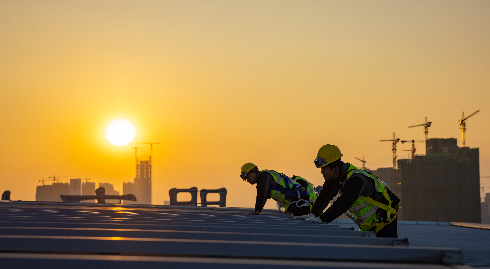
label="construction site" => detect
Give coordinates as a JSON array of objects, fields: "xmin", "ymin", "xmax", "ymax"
[
  {"xmin": 0, "ymin": 110, "xmax": 488, "ymax": 268},
  {"xmin": 31, "ymin": 111, "xmax": 489, "ymax": 223}
]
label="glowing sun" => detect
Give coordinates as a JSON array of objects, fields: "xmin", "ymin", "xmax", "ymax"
[{"xmin": 105, "ymin": 119, "xmax": 137, "ymax": 147}]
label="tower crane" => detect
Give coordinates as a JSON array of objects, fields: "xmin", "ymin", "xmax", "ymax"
[
  {"xmin": 481, "ymin": 177, "xmax": 490, "ymax": 202},
  {"xmin": 400, "ymin": 139, "xmax": 424, "ymax": 160},
  {"xmin": 39, "ymin": 178, "xmax": 46, "ymax": 186},
  {"xmin": 135, "ymin": 143, "xmax": 160, "ymax": 169},
  {"xmin": 408, "ymin": 117, "xmax": 432, "ymax": 142},
  {"xmin": 355, "ymin": 156, "xmax": 367, "ymax": 170},
  {"xmin": 48, "ymin": 174, "xmax": 59, "ymax": 183},
  {"xmin": 133, "ymin": 143, "xmax": 160, "ymax": 205},
  {"xmin": 459, "ymin": 110, "xmax": 480, "ymax": 148},
  {"xmin": 132, "ymin": 146, "xmax": 142, "ymax": 161},
  {"xmin": 380, "ymin": 132, "xmax": 400, "ymax": 170}
]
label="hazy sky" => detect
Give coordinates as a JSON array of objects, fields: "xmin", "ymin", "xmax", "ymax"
[{"xmin": 1, "ymin": 1, "xmax": 489, "ymax": 208}]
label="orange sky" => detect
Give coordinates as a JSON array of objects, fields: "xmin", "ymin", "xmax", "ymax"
[{"xmin": 1, "ymin": 1, "xmax": 489, "ymax": 208}]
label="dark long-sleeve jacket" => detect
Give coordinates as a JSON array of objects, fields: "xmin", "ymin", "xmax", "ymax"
[
  {"xmin": 254, "ymin": 170, "xmax": 305, "ymax": 212},
  {"xmin": 310, "ymin": 162, "xmax": 385, "ymax": 223}
]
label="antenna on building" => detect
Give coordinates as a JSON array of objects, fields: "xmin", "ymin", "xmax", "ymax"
[
  {"xmin": 459, "ymin": 110, "xmax": 480, "ymax": 148},
  {"xmin": 408, "ymin": 117, "xmax": 432, "ymax": 142},
  {"xmin": 380, "ymin": 132, "xmax": 401, "ymax": 170},
  {"xmin": 354, "ymin": 156, "xmax": 367, "ymax": 170}
]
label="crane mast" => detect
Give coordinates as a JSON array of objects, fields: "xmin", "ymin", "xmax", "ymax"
[
  {"xmin": 408, "ymin": 116, "xmax": 432, "ymax": 142},
  {"xmin": 401, "ymin": 139, "xmax": 424, "ymax": 160},
  {"xmin": 459, "ymin": 110, "xmax": 479, "ymax": 148},
  {"xmin": 380, "ymin": 132, "xmax": 400, "ymax": 170},
  {"xmin": 354, "ymin": 156, "xmax": 367, "ymax": 170}
]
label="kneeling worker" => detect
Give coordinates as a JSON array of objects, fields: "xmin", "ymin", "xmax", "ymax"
[
  {"xmin": 240, "ymin": 163, "xmax": 317, "ymax": 216},
  {"xmin": 299, "ymin": 144, "xmax": 400, "ymax": 238}
]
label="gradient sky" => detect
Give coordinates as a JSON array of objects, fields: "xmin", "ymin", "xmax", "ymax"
[{"xmin": 1, "ymin": 1, "xmax": 489, "ymax": 208}]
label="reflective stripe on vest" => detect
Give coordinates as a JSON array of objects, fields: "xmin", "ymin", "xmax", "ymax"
[
  {"xmin": 263, "ymin": 170, "xmax": 299, "ymax": 190},
  {"xmin": 343, "ymin": 164, "xmax": 397, "ymax": 232},
  {"xmin": 270, "ymin": 189, "xmax": 290, "ymax": 211}
]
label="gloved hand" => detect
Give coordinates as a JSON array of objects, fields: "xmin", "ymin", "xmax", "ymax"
[
  {"xmin": 294, "ymin": 213, "xmax": 316, "ymax": 220},
  {"xmin": 307, "ymin": 216, "xmax": 322, "ymax": 223}
]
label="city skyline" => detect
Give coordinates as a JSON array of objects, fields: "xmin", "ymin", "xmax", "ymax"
[{"xmin": 1, "ymin": 1, "xmax": 489, "ymax": 208}]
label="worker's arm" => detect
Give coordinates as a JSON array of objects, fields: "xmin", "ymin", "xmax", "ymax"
[
  {"xmin": 254, "ymin": 172, "xmax": 271, "ymax": 213},
  {"xmin": 319, "ymin": 176, "xmax": 364, "ymax": 223},
  {"xmin": 310, "ymin": 179, "xmax": 341, "ymax": 217}
]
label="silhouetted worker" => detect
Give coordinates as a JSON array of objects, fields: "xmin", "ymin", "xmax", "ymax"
[
  {"xmin": 297, "ymin": 144, "xmax": 400, "ymax": 238},
  {"xmin": 240, "ymin": 163, "xmax": 317, "ymax": 216}
]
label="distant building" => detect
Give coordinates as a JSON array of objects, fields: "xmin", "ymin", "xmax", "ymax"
[
  {"xmin": 398, "ymin": 138, "xmax": 480, "ymax": 223},
  {"xmin": 99, "ymin": 183, "xmax": 120, "ymax": 203},
  {"xmin": 35, "ymin": 183, "xmax": 70, "ymax": 202},
  {"xmin": 482, "ymin": 193, "xmax": 490, "ymax": 224},
  {"xmin": 123, "ymin": 182, "xmax": 135, "ymax": 204},
  {"xmin": 134, "ymin": 159, "xmax": 151, "ymax": 204},
  {"xmin": 69, "ymin": 178, "xmax": 81, "ymax": 196},
  {"xmin": 82, "ymin": 182, "xmax": 96, "ymax": 203}
]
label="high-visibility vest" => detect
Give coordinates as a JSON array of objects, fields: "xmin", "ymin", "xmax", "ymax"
[
  {"xmin": 262, "ymin": 170, "xmax": 307, "ymax": 211},
  {"xmin": 292, "ymin": 176, "xmax": 317, "ymax": 210},
  {"xmin": 343, "ymin": 164, "xmax": 398, "ymax": 233}
]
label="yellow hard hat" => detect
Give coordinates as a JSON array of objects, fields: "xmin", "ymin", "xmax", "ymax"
[
  {"xmin": 314, "ymin": 144, "xmax": 343, "ymax": 168},
  {"xmin": 240, "ymin": 162, "xmax": 257, "ymax": 179}
]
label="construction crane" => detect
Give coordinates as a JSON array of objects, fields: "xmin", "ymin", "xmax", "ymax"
[
  {"xmin": 48, "ymin": 174, "xmax": 59, "ymax": 183},
  {"xmin": 84, "ymin": 177, "xmax": 91, "ymax": 183},
  {"xmin": 482, "ymin": 177, "xmax": 490, "ymax": 202},
  {"xmin": 400, "ymin": 140, "xmax": 424, "ymax": 160},
  {"xmin": 135, "ymin": 143, "xmax": 160, "ymax": 167},
  {"xmin": 133, "ymin": 143, "xmax": 160, "ymax": 204},
  {"xmin": 380, "ymin": 132, "xmax": 401, "ymax": 170},
  {"xmin": 459, "ymin": 110, "xmax": 480, "ymax": 148},
  {"xmin": 132, "ymin": 146, "xmax": 142, "ymax": 161},
  {"xmin": 355, "ymin": 156, "xmax": 367, "ymax": 170},
  {"xmin": 408, "ymin": 116, "xmax": 432, "ymax": 142},
  {"xmin": 39, "ymin": 178, "xmax": 46, "ymax": 186},
  {"xmin": 480, "ymin": 182, "xmax": 490, "ymax": 202}
]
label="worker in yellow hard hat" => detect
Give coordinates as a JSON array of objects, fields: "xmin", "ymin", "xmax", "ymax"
[
  {"xmin": 296, "ymin": 144, "xmax": 400, "ymax": 238},
  {"xmin": 240, "ymin": 162, "xmax": 317, "ymax": 216}
]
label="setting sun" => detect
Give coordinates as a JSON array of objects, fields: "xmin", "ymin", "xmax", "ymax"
[{"xmin": 104, "ymin": 119, "xmax": 137, "ymax": 147}]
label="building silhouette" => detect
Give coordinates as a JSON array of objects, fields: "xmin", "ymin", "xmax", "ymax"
[
  {"xmin": 134, "ymin": 159, "xmax": 151, "ymax": 204},
  {"xmin": 36, "ymin": 183, "xmax": 70, "ymax": 202},
  {"xmin": 82, "ymin": 181, "xmax": 96, "ymax": 203},
  {"xmin": 69, "ymin": 178, "xmax": 81, "ymax": 196},
  {"xmin": 123, "ymin": 182, "xmax": 136, "ymax": 204},
  {"xmin": 482, "ymin": 193, "xmax": 490, "ymax": 224},
  {"xmin": 397, "ymin": 138, "xmax": 480, "ymax": 222}
]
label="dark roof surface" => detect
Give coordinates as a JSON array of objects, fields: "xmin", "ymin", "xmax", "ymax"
[{"xmin": 0, "ymin": 202, "xmax": 485, "ymax": 268}]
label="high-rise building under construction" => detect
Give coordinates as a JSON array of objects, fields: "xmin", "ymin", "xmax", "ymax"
[
  {"xmin": 397, "ymin": 138, "xmax": 480, "ymax": 223},
  {"xmin": 134, "ymin": 159, "xmax": 151, "ymax": 204}
]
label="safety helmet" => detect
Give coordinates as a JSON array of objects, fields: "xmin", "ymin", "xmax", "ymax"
[
  {"xmin": 314, "ymin": 144, "xmax": 343, "ymax": 168},
  {"xmin": 240, "ymin": 162, "xmax": 257, "ymax": 179}
]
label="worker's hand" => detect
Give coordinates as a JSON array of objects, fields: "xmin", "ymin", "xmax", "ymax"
[
  {"xmin": 294, "ymin": 213, "xmax": 316, "ymax": 220},
  {"xmin": 307, "ymin": 216, "xmax": 322, "ymax": 223},
  {"xmin": 248, "ymin": 211, "xmax": 260, "ymax": 215}
]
